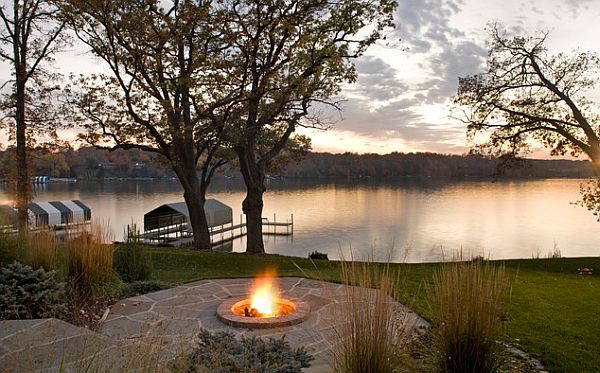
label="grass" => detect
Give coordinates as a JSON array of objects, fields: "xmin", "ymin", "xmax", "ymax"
[{"xmin": 145, "ymin": 247, "xmax": 600, "ymax": 373}]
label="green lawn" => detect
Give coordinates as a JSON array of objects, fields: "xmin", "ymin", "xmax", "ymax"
[{"xmin": 147, "ymin": 248, "xmax": 600, "ymax": 373}]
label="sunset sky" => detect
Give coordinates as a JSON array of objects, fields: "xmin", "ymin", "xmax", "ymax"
[
  {"xmin": 301, "ymin": 0, "xmax": 600, "ymax": 156},
  {"xmin": 1, "ymin": 0, "xmax": 599, "ymax": 157}
]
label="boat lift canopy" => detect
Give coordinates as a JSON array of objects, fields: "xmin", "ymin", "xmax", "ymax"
[
  {"xmin": 0, "ymin": 200, "xmax": 92, "ymax": 228},
  {"xmin": 144, "ymin": 199, "xmax": 233, "ymax": 233}
]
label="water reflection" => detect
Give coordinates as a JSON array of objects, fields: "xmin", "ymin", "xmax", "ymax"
[{"xmin": 1, "ymin": 178, "xmax": 597, "ymax": 262}]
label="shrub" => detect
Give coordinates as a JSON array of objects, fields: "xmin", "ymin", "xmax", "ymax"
[
  {"xmin": 333, "ymin": 258, "xmax": 407, "ymax": 373},
  {"xmin": 0, "ymin": 261, "xmax": 66, "ymax": 319},
  {"xmin": 430, "ymin": 260, "xmax": 509, "ymax": 373},
  {"xmin": 64, "ymin": 220, "xmax": 114, "ymax": 296},
  {"xmin": 308, "ymin": 250, "xmax": 329, "ymax": 260},
  {"xmin": 175, "ymin": 329, "xmax": 314, "ymax": 373},
  {"xmin": 114, "ymin": 243, "xmax": 152, "ymax": 282},
  {"xmin": 124, "ymin": 280, "xmax": 168, "ymax": 295},
  {"xmin": 0, "ymin": 230, "xmax": 23, "ymax": 266}
]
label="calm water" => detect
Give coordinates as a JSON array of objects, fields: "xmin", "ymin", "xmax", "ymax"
[{"xmin": 1, "ymin": 178, "xmax": 598, "ymax": 262}]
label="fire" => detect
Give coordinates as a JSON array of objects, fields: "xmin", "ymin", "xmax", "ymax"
[{"xmin": 249, "ymin": 270, "xmax": 280, "ymax": 317}]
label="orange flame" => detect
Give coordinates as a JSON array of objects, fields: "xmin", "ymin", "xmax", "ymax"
[{"xmin": 249, "ymin": 270, "xmax": 280, "ymax": 317}]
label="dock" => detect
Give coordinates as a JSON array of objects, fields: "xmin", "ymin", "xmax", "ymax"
[{"xmin": 141, "ymin": 213, "xmax": 293, "ymax": 247}]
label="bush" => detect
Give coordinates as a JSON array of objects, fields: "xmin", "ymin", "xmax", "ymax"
[
  {"xmin": 0, "ymin": 261, "xmax": 66, "ymax": 319},
  {"xmin": 65, "ymin": 221, "xmax": 114, "ymax": 296},
  {"xmin": 114, "ymin": 243, "xmax": 152, "ymax": 282},
  {"xmin": 308, "ymin": 250, "xmax": 328, "ymax": 260},
  {"xmin": 430, "ymin": 260, "xmax": 509, "ymax": 373},
  {"xmin": 123, "ymin": 280, "xmax": 168, "ymax": 295},
  {"xmin": 0, "ymin": 231, "xmax": 23, "ymax": 266},
  {"xmin": 175, "ymin": 329, "xmax": 314, "ymax": 373}
]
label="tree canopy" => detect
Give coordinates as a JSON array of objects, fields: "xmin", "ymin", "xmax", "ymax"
[
  {"xmin": 454, "ymin": 24, "xmax": 600, "ymax": 218},
  {"xmin": 65, "ymin": 0, "xmax": 396, "ymax": 253},
  {"xmin": 454, "ymin": 25, "xmax": 600, "ymax": 165},
  {"xmin": 210, "ymin": 0, "xmax": 397, "ymax": 253},
  {"xmin": 0, "ymin": 0, "xmax": 68, "ymax": 231},
  {"xmin": 65, "ymin": 0, "xmax": 235, "ymax": 249}
]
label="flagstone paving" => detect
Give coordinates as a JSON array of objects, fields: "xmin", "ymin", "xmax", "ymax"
[{"xmin": 0, "ymin": 277, "xmax": 427, "ymax": 372}]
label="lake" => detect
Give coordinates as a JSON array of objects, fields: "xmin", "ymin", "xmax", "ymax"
[{"xmin": 1, "ymin": 178, "xmax": 598, "ymax": 262}]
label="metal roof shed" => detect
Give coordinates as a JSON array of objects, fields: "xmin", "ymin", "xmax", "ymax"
[
  {"xmin": 0, "ymin": 200, "xmax": 92, "ymax": 228},
  {"xmin": 28, "ymin": 200, "xmax": 91, "ymax": 227},
  {"xmin": 144, "ymin": 199, "xmax": 233, "ymax": 233}
]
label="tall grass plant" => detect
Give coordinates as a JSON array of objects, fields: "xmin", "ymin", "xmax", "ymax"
[
  {"xmin": 24, "ymin": 230, "xmax": 56, "ymax": 271},
  {"xmin": 64, "ymin": 220, "xmax": 114, "ymax": 296},
  {"xmin": 430, "ymin": 260, "xmax": 509, "ymax": 373},
  {"xmin": 113, "ymin": 222, "xmax": 152, "ymax": 282},
  {"xmin": 333, "ymin": 256, "xmax": 408, "ymax": 373}
]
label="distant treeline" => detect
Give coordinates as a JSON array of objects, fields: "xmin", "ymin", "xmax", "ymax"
[
  {"xmin": 0, "ymin": 147, "xmax": 594, "ymax": 180},
  {"xmin": 281, "ymin": 152, "xmax": 594, "ymax": 179},
  {"xmin": 0, "ymin": 147, "xmax": 173, "ymax": 180}
]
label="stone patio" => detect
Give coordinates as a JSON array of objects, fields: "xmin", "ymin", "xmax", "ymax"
[{"xmin": 0, "ymin": 277, "xmax": 427, "ymax": 372}]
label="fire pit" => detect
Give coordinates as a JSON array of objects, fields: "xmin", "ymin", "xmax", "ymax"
[{"xmin": 216, "ymin": 271, "xmax": 310, "ymax": 328}]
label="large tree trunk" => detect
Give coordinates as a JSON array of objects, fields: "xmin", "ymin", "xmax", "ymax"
[
  {"xmin": 15, "ymin": 71, "xmax": 30, "ymax": 234},
  {"xmin": 175, "ymin": 166, "xmax": 212, "ymax": 250},
  {"xmin": 183, "ymin": 187, "xmax": 211, "ymax": 250},
  {"xmin": 243, "ymin": 184, "xmax": 266, "ymax": 254},
  {"xmin": 237, "ymin": 147, "xmax": 266, "ymax": 254}
]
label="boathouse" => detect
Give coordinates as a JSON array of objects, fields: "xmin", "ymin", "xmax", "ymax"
[{"xmin": 143, "ymin": 199, "xmax": 233, "ymax": 242}]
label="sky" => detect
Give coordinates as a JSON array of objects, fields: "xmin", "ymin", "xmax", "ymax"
[{"xmin": 1, "ymin": 0, "xmax": 600, "ymax": 157}]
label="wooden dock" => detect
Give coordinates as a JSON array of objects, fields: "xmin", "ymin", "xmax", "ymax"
[{"xmin": 141, "ymin": 213, "xmax": 293, "ymax": 246}]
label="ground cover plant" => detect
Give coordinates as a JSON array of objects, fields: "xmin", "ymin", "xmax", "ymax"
[{"xmin": 175, "ymin": 328, "xmax": 314, "ymax": 373}]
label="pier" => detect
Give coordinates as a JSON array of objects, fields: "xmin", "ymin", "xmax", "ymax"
[{"xmin": 141, "ymin": 213, "xmax": 294, "ymax": 246}]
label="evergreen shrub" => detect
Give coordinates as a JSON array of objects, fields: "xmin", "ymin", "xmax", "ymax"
[{"xmin": 0, "ymin": 261, "xmax": 65, "ymax": 319}]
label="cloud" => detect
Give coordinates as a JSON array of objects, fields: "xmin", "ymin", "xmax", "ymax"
[
  {"xmin": 352, "ymin": 57, "xmax": 408, "ymax": 101},
  {"xmin": 424, "ymin": 41, "xmax": 487, "ymax": 103},
  {"xmin": 317, "ymin": 94, "xmax": 467, "ymax": 154},
  {"xmin": 394, "ymin": 0, "xmax": 465, "ymax": 53},
  {"xmin": 320, "ymin": 0, "xmax": 485, "ymax": 153}
]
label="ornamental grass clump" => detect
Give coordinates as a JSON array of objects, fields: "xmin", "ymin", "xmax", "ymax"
[
  {"xmin": 65, "ymin": 220, "xmax": 114, "ymax": 296},
  {"xmin": 114, "ymin": 222, "xmax": 152, "ymax": 282},
  {"xmin": 430, "ymin": 260, "xmax": 509, "ymax": 373},
  {"xmin": 23, "ymin": 230, "xmax": 56, "ymax": 271},
  {"xmin": 333, "ymin": 258, "xmax": 407, "ymax": 373}
]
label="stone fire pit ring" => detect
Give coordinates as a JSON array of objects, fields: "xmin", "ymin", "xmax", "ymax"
[{"xmin": 217, "ymin": 297, "xmax": 310, "ymax": 329}]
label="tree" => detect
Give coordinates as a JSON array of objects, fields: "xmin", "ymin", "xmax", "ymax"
[
  {"xmin": 216, "ymin": 0, "xmax": 396, "ymax": 253},
  {"xmin": 454, "ymin": 25, "xmax": 600, "ymax": 219},
  {"xmin": 64, "ymin": 0, "xmax": 233, "ymax": 249},
  {"xmin": 0, "ymin": 0, "xmax": 67, "ymax": 232},
  {"xmin": 455, "ymin": 25, "xmax": 600, "ymax": 166}
]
